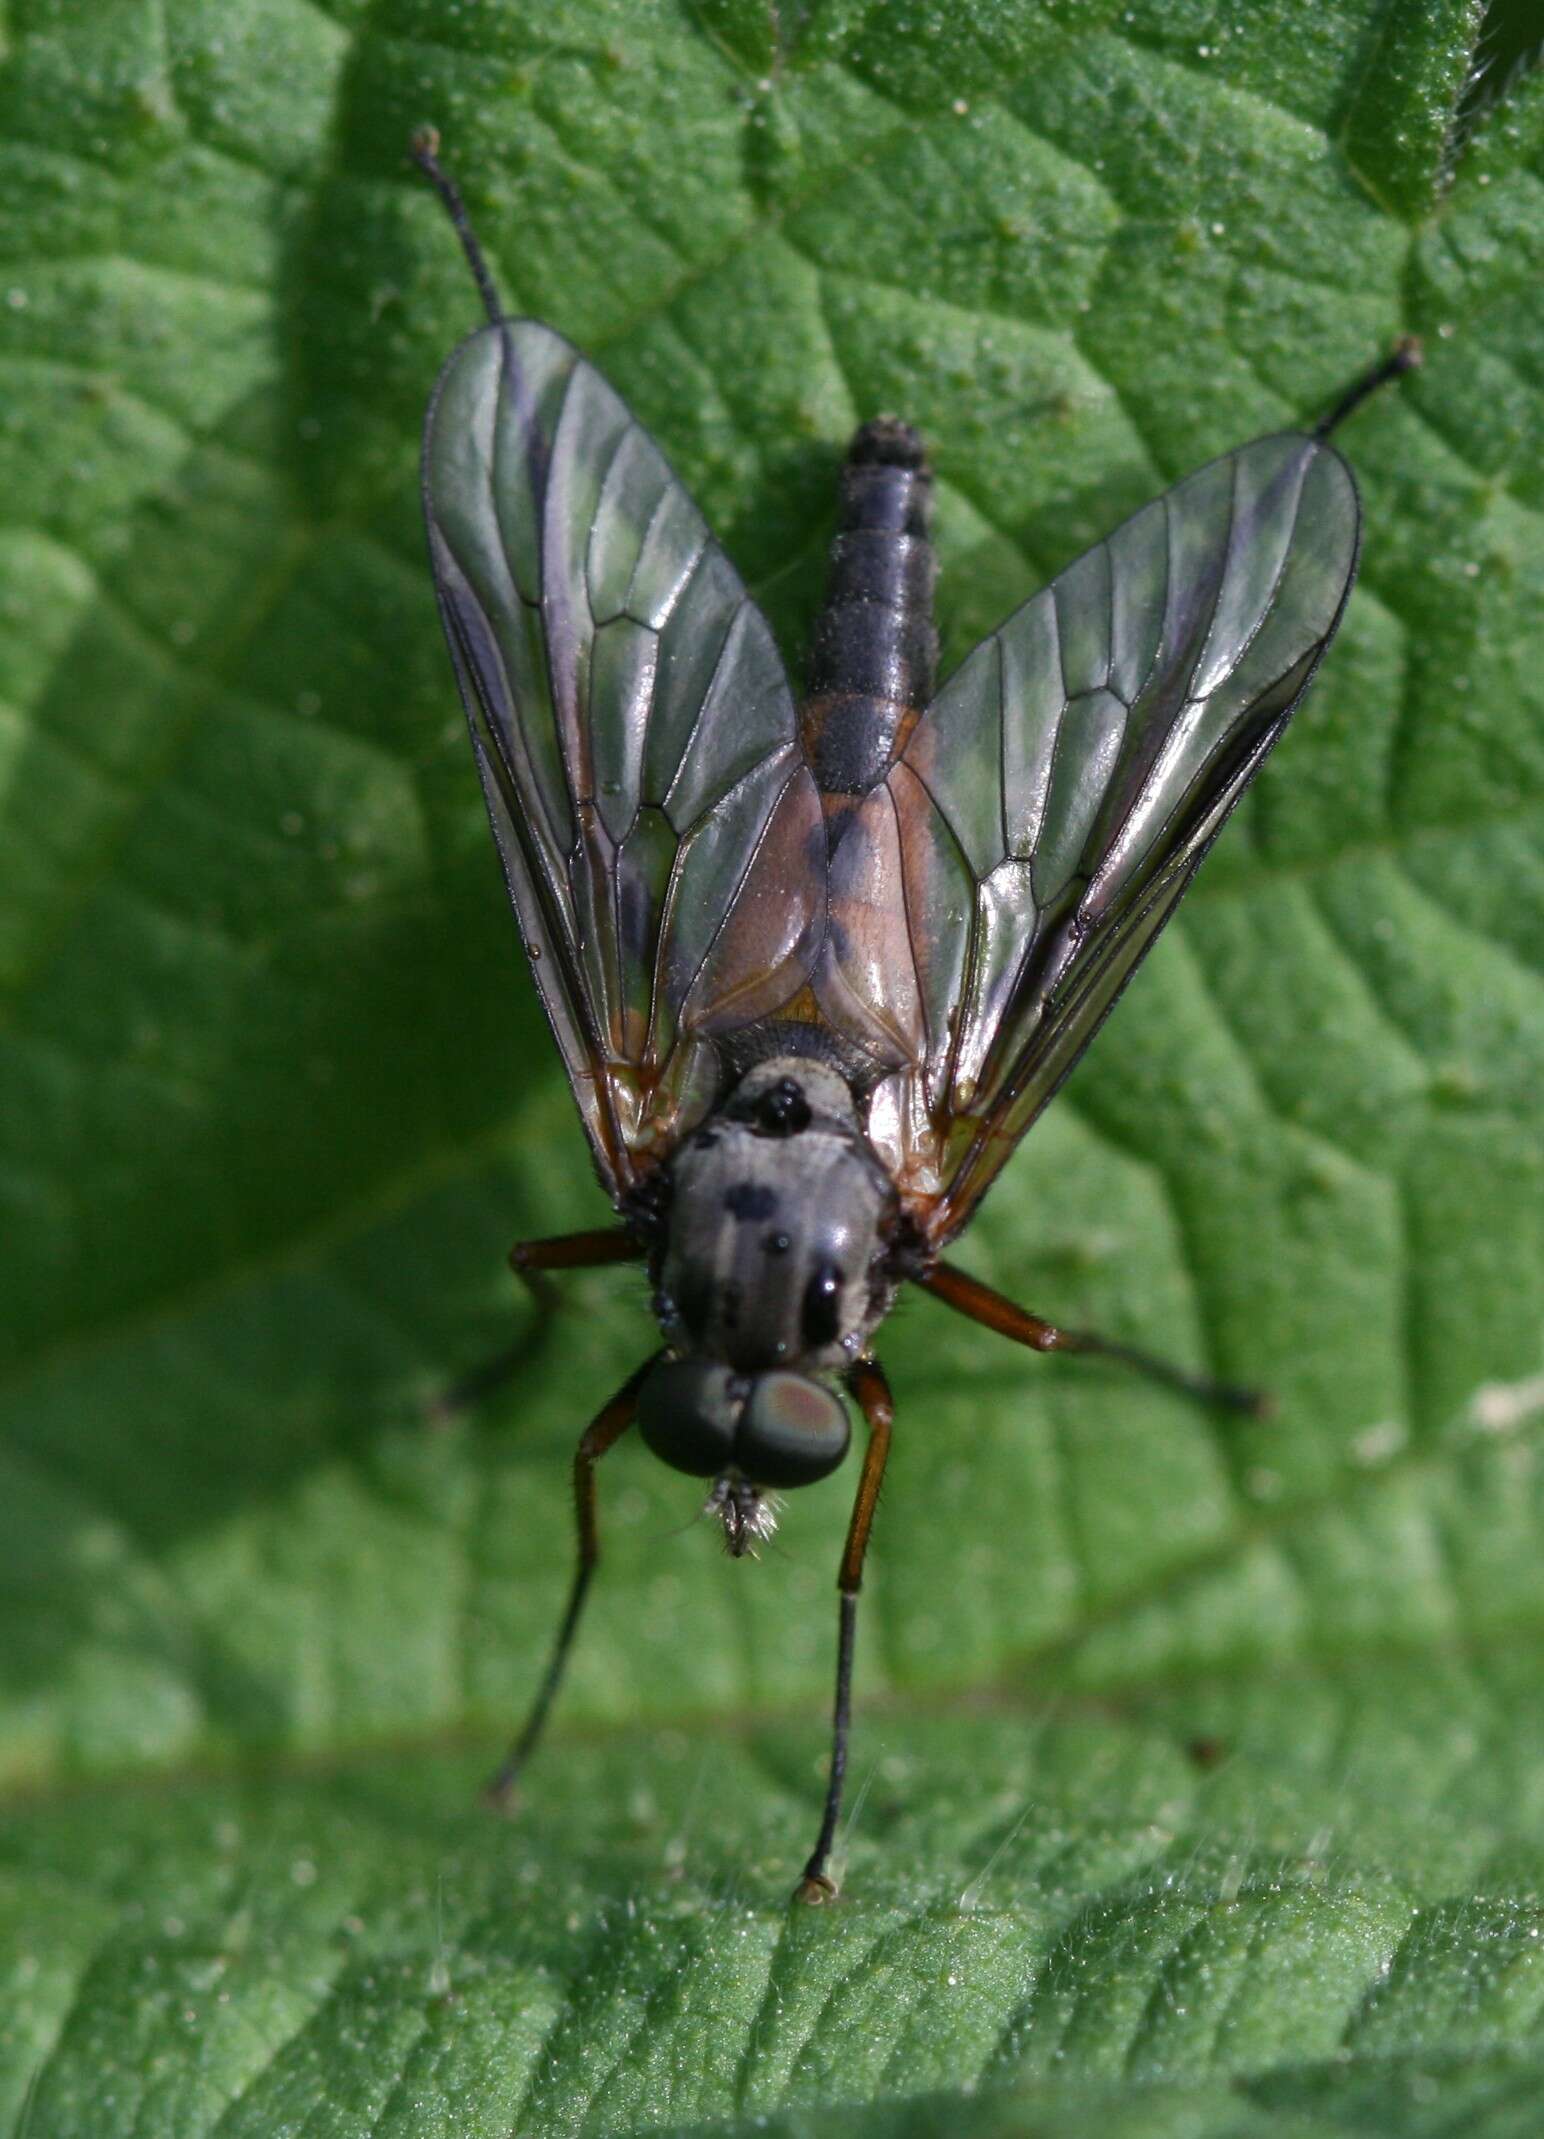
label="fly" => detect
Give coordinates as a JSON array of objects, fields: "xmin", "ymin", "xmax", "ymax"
[{"xmin": 411, "ymin": 129, "xmax": 1419, "ymax": 1903}]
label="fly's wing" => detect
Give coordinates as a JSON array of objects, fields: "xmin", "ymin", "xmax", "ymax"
[
  {"xmin": 424, "ymin": 321, "xmax": 824, "ymax": 1200},
  {"xmin": 814, "ymin": 432, "xmax": 1361, "ymax": 1243}
]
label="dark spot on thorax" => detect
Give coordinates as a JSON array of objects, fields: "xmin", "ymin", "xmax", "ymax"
[
  {"xmin": 674, "ymin": 1265, "xmax": 713, "ymax": 1342},
  {"xmin": 737, "ymin": 1078, "xmax": 811, "ymax": 1137},
  {"xmin": 724, "ymin": 1181, "xmax": 778, "ymax": 1222},
  {"xmin": 802, "ymin": 1262, "xmax": 844, "ymax": 1348}
]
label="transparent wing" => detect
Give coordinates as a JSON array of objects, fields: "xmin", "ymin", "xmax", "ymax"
[
  {"xmin": 814, "ymin": 432, "xmax": 1361, "ymax": 1241},
  {"xmin": 424, "ymin": 321, "xmax": 824, "ymax": 1199}
]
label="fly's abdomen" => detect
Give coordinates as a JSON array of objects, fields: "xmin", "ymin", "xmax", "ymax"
[{"xmin": 801, "ymin": 417, "xmax": 938, "ymax": 800}]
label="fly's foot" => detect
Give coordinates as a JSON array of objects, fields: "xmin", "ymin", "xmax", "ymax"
[{"xmin": 793, "ymin": 1869, "xmax": 839, "ymax": 1905}]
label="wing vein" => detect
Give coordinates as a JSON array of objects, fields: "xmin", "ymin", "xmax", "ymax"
[
  {"xmin": 824, "ymin": 433, "xmax": 1360, "ymax": 1242},
  {"xmin": 659, "ymin": 758, "xmax": 802, "ymax": 1024},
  {"xmin": 424, "ymin": 320, "xmax": 814, "ymax": 1195}
]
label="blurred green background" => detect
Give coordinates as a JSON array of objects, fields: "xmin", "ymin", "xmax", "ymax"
[{"xmin": 1, "ymin": 2, "xmax": 1541, "ymax": 2133}]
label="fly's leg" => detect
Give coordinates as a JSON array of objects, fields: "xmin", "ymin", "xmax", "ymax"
[
  {"xmin": 795, "ymin": 1357, "xmax": 894, "ymax": 1904},
  {"xmin": 509, "ymin": 1226, "xmax": 645, "ymax": 1314},
  {"xmin": 917, "ymin": 1260, "xmax": 1271, "ymax": 1419},
  {"xmin": 430, "ymin": 1227, "xmax": 644, "ymax": 1422},
  {"xmin": 484, "ymin": 1355, "xmax": 657, "ymax": 1808}
]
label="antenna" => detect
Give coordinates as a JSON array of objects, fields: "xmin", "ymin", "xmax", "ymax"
[
  {"xmin": 1315, "ymin": 335, "xmax": 1422, "ymax": 439},
  {"xmin": 410, "ymin": 126, "xmax": 505, "ymax": 328}
]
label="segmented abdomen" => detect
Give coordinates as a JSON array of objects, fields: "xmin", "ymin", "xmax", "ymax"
[{"xmin": 800, "ymin": 417, "xmax": 938, "ymax": 804}]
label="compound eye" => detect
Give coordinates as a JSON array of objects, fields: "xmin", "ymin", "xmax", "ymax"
[
  {"xmin": 735, "ymin": 1373, "xmax": 850, "ymax": 1488},
  {"xmin": 637, "ymin": 1360, "xmax": 741, "ymax": 1478}
]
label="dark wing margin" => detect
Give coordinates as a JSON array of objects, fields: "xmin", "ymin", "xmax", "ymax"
[
  {"xmin": 424, "ymin": 320, "xmax": 824, "ymax": 1199},
  {"xmin": 813, "ymin": 431, "xmax": 1362, "ymax": 1241}
]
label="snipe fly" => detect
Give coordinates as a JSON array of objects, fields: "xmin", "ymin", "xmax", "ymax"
[{"xmin": 411, "ymin": 130, "xmax": 1418, "ymax": 1901}]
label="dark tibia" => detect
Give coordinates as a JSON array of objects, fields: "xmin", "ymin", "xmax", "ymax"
[
  {"xmin": 484, "ymin": 1356, "xmax": 656, "ymax": 1807},
  {"xmin": 1315, "ymin": 336, "xmax": 1422, "ymax": 439},
  {"xmin": 917, "ymin": 1261, "xmax": 1270, "ymax": 1419},
  {"xmin": 795, "ymin": 1357, "xmax": 894, "ymax": 1904},
  {"xmin": 429, "ymin": 1228, "xmax": 643, "ymax": 1423}
]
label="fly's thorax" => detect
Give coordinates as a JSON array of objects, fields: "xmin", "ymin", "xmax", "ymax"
[{"xmin": 655, "ymin": 1058, "xmax": 898, "ymax": 1373}]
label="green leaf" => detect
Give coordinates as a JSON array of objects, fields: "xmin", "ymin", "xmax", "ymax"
[{"xmin": 2, "ymin": 1, "xmax": 1541, "ymax": 2132}]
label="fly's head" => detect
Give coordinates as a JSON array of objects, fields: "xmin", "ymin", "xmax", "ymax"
[{"xmin": 642, "ymin": 1057, "xmax": 897, "ymax": 1555}]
